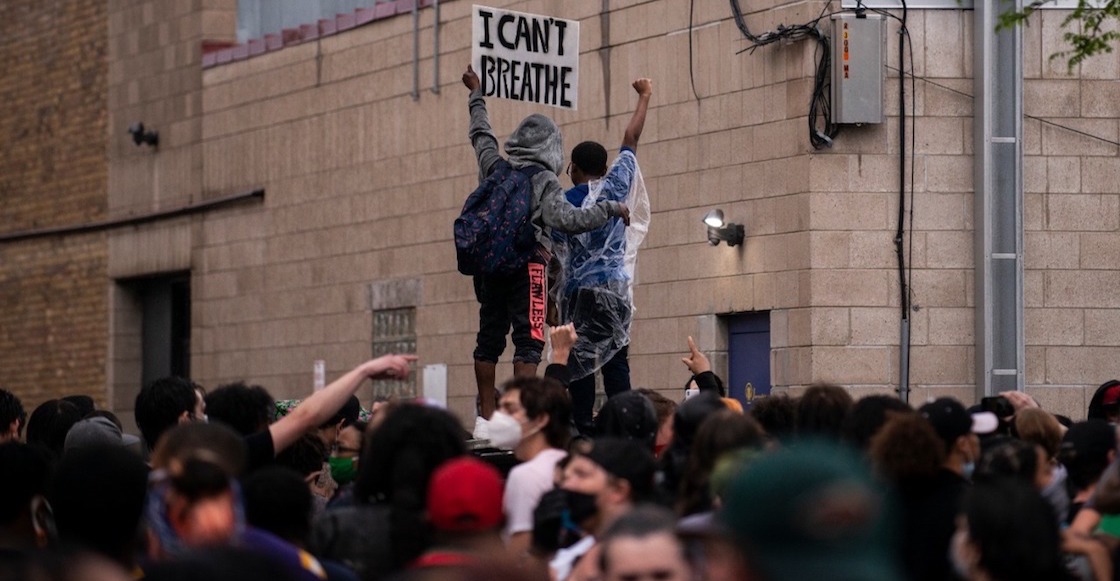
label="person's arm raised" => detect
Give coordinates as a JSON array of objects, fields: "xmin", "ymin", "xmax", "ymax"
[
  {"xmin": 268, "ymin": 354, "xmax": 417, "ymax": 454},
  {"xmin": 464, "ymin": 64, "xmax": 502, "ymax": 178},
  {"xmin": 621, "ymin": 78, "xmax": 652, "ymax": 151}
]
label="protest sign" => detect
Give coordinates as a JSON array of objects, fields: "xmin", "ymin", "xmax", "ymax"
[{"xmin": 471, "ymin": 5, "xmax": 580, "ymax": 110}]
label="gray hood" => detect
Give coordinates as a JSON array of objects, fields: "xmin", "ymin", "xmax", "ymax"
[{"xmin": 504, "ymin": 113, "xmax": 563, "ymax": 175}]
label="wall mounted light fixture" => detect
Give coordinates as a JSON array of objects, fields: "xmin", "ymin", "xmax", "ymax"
[
  {"xmin": 703, "ymin": 209, "xmax": 745, "ymax": 247},
  {"xmin": 128, "ymin": 123, "xmax": 159, "ymax": 148}
]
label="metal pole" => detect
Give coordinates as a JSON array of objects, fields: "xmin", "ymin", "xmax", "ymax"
[
  {"xmin": 431, "ymin": 0, "xmax": 440, "ymax": 93},
  {"xmin": 411, "ymin": 0, "xmax": 420, "ymax": 100}
]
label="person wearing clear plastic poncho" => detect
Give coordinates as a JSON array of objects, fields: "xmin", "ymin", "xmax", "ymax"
[{"xmin": 552, "ymin": 78, "xmax": 653, "ymax": 435}]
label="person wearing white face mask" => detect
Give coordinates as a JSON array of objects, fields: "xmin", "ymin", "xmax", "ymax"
[{"xmin": 493, "ymin": 370, "xmax": 574, "ymax": 559}]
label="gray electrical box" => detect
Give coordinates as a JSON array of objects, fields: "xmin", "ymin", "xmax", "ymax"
[{"xmin": 831, "ymin": 13, "xmax": 885, "ymax": 124}]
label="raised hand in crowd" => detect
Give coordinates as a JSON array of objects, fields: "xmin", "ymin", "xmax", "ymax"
[
  {"xmin": 550, "ymin": 323, "xmax": 577, "ymax": 365},
  {"xmin": 1000, "ymin": 390, "xmax": 1040, "ymax": 413},
  {"xmin": 681, "ymin": 336, "xmax": 711, "ymax": 376}
]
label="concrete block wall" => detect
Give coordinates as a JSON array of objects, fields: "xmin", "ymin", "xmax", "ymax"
[
  {"xmin": 104, "ymin": 0, "xmax": 242, "ymax": 424},
  {"xmin": 187, "ymin": 0, "xmax": 827, "ymax": 419},
  {"xmin": 0, "ymin": 1, "xmax": 110, "ymax": 409},
  {"xmin": 798, "ymin": 8, "xmax": 979, "ymax": 405},
  {"xmin": 83, "ymin": 0, "xmax": 1119, "ymax": 424},
  {"xmin": 108, "ymin": 0, "xmax": 238, "ymax": 216},
  {"xmin": 1022, "ymin": 9, "xmax": 1120, "ymax": 421}
]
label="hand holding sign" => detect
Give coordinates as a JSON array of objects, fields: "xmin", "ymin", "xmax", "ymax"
[{"xmin": 472, "ymin": 5, "xmax": 580, "ymax": 109}]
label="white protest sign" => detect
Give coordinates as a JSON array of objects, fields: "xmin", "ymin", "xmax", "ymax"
[{"xmin": 471, "ymin": 5, "xmax": 579, "ymax": 110}]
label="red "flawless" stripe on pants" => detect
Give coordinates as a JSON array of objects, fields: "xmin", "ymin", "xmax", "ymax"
[{"xmin": 529, "ymin": 262, "xmax": 546, "ymax": 342}]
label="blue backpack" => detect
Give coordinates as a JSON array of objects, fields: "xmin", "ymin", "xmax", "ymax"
[{"xmin": 455, "ymin": 159, "xmax": 543, "ymax": 276}]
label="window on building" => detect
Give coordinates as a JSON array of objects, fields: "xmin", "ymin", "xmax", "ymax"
[{"xmin": 371, "ymin": 307, "xmax": 417, "ymax": 399}]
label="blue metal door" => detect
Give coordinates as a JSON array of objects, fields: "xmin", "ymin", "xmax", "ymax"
[{"xmin": 727, "ymin": 312, "xmax": 771, "ymax": 406}]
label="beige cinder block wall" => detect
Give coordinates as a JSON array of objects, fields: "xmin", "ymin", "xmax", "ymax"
[
  {"xmin": 1021, "ymin": 10, "xmax": 1120, "ymax": 420},
  {"xmin": 190, "ymin": 0, "xmax": 827, "ymax": 422},
  {"xmin": 106, "ymin": 0, "xmax": 1117, "ymax": 424},
  {"xmin": 106, "ymin": 0, "xmax": 239, "ymax": 427},
  {"xmin": 804, "ymin": 7, "xmax": 1120, "ymax": 420}
]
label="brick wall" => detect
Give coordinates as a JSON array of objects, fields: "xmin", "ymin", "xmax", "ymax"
[{"xmin": 0, "ymin": 1, "xmax": 110, "ymax": 409}]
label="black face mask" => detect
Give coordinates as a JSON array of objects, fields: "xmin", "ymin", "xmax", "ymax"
[
  {"xmin": 532, "ymin": 488, "xmax": 600, "ymax": 553},
  {"xmin": 563, "ymin": 490, "xmax": 599, "ymax": 528}
]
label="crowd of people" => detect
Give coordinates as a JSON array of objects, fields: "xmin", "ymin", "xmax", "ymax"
[
  {"xmin": 6, "ymin": 64, "xmax": 1120, "ymax": 581},
  {"xmin": 4, "ymin": 339, "xmax": 1120, "ymax": 581}
]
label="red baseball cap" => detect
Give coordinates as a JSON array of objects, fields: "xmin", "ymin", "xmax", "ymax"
[
  {"xmin": 426, "ymin": 457, "xmax": 504, "ymax": 533},
  {"xmin": 1103, "ymin": 383, "xmax": 1120, "ymax": 406}
]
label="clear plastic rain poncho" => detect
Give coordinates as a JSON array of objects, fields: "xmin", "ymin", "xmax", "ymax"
[{"xmin": 552, "ymin": 151, "xmax": 650, "ymax": 381}]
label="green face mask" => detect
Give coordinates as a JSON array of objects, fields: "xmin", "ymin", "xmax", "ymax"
[{"xmin": 328, "ymin": 456, "xmax": 358, "ymax": 485}]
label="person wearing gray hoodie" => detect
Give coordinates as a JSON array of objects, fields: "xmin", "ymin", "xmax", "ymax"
[{"xmin": 462, "ymin": 64, "xmax": 630, "ymax": 420}]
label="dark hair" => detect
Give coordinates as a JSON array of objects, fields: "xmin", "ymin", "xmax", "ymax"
[
  {"xmin": 599, "ymin": 504, "xmax": 685, "ymax": 573},
  {"xmin": 320, "ymin": 395, "xmax": 361, "ymax": 430},
  {"xmin": 974, "ymin": 437, "xmax": 1041, "ymax": 486},
  {"xmin": 243, "ymin": 466, "xmax": 313, "ymax": 545},
  {"xmin": 171, "ymin": 458, "xmax": 232, "ymax": 502},
  {"xmin": 595, "ymin": 391, "xmax": 659, "ymax": 451},
  {"xmin": 135, "ymin": 377, "xmax": 200, "ymax": 450},
  {"xmin": 355, "ymin": 404, "xmax": 466, "ymax": 504},
  {"xmin": 842, "ymin": 395, "xmax": 912, "ymax": 450},
  {"xmin": 60, "ymin": 395, "xmax": 95, "ymax": 418},
  {"xmin": 748, "ymin": 393, "xmax": 798, "ymax": 442},
  {"xmin": 84, "ymin": 410, "xmax": 125, "ymax": 431},
  {"xmin": 796, "ymin": 383, "xmax": 853, "ymax": 439},
  {"xmin": 0, "ymin": 442, "xmax": 50, "ymax": 525},
  {"xmin": 353, "ymin": 404, "xmax": 466, "ymax": 574},
  {"xmin": 48, "ymin": 445, "xmax": 149, "ymax": 567},
  {"xmin": 964, "ymin": 479, "xmax": 1067, "ymax": 581},
  {"xmin": 1087, "ymin": 379, "xmax": 1120, "ymax": 421},
  {"xmin": 636, "ymin": 388, "xmax": 676, "ymax": 427},
  {"xmin": 275, "ymin": 434, "xmax": 327, "ymax": 478},
  {"xmin": 25, "ymin": 399, "xmax": 83, "ymax": 458},
  {"xmin": 659, "ymin": 392, "xmax": 725, "ymax": 499},
  {"xmin": 205, "ymin": 382, "xmax": 275, "ymax": 437},
  {"xmin": 504, "ymin": 376, "xmax": 571, "ymax": 450},
  {"xmin": 150, "ymin": 422, "xmax": 247, "ymax": 478},
  {"xmin": 0, "ymin": 388, "xmax": 26, "ymax": 438},
  {"xmin": 1059, "ymin": 420, "xmax": 1115, "ymax": 493},
  {"xmin": 868, "ymin": 411, "xmax": 944, "ymax": 483},
  {"xmin": 571, "ymin": 141, "xmax": 608, "ymax": 176},
  {"xmin": 676, "ymin": 411, "xmax": 765, "ymax": 516}
]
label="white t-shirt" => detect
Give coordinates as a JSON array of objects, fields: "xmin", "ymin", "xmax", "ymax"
[{"xmin": 503, "ymin": 447, "xmax": 567, "ymax": 538}]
